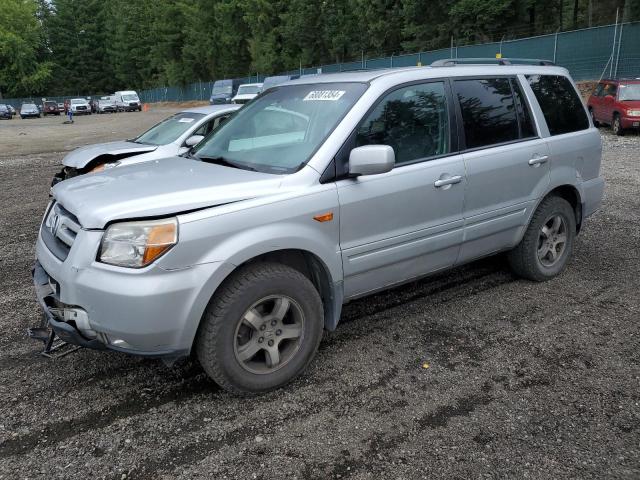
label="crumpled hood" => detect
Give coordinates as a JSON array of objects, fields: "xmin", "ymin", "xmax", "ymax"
[
  {"xmin": 52, "ymin": 156, "xmax": 283, "ymax": 229},
  {"xmin": 63, "ymin": 141, "xmax": 158, "ymax": 169}
]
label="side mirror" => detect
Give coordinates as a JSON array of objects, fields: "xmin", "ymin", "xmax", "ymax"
[
  {"xmin": 348, "ymin": 145, "xmax": 395, "ymax": 177},
  {"xmin": 185, "ymin": 135, "xmax": 204, "ymax": 147}
]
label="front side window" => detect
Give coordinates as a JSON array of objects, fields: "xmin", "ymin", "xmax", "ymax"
[
  {"xmin": 604, "ymin": 84, "xmax": 617, "ymax": 97},
  {"xmin": 619, "ymin": 83, "xmax": 640, "ymax": 101},
  {"xmin": 134, "ymin": 112, "xmax": 205, "ymax": 145},
  {"xmin": 455, "ymin": 78, "xmax": 519, "ymax": 149},
  {"xmin": 193, "ymin": 82, "xmax": 367, "ymax": 173},
  {"xmin": 355, "ymin": 82, "xmax": 450, "ymax": 165},
  {"xmin": 526, "ymin": 75, "xmax": 589, "ymax": 136},
  {"xmin": 122, "ymin": 94, "xmax": 139, "ymax": 102}
]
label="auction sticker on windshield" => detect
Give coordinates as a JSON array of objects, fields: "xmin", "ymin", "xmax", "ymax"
[
  {"xmin": 303, "ymin": 90, "xmax": 346, "ymax": 101},
  {"xmin": 178, "ymin": 118, "xmax": 195, "ymax": 123}
]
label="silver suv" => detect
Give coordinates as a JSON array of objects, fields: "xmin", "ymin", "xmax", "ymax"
[{"xmin": 32, "ymin": 60, "xmax": 604, "ymax": 394}]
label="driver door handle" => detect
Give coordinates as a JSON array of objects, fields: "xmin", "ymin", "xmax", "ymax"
[
  {"xmin": 528, "ymin": 155, "xmax": 549, "ymax": 166},
  {"xmin": 434, "ymin": 175, "xmax": 463, "ymax": 188}
]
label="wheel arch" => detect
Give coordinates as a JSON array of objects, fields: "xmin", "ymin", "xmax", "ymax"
[
  {"xmin": 533, "ymin": 184, "xmax": 583, "ymax": 234},
  {"xmin": 188, "ymin": 247, "xmax": 343, "ymax": 354}
]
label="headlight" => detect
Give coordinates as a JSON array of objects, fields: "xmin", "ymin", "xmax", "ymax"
[
  {"xmin": 627, "ymin": 110, "xmax": 640, "ymax": 117},
  {"xmin": 91, "ymin": 161, "xmax": 121, "ymax": 173},
  {"xmin": 99, "ymin": 218, "xmax": 178, "ymax": 268}
]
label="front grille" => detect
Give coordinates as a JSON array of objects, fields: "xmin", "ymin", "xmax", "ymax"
[
  {"xmin": 76, "ymin": 106, "xmax": 87, "ymax": 111},
  {"xmin": 129, "ymin": 102, "xmax": 138, "ymax": 107},
  {"xmin": 41, "ymin": 202, "xmax": 81, "ymax": 261}
]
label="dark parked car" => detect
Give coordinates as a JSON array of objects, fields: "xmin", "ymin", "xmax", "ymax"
[
  {"xmin": 0, "ymin": 104, "xmax": 12, "ymax": 120},
  {"xmin": 20, "ymin": 103, "xmax": 41, "ymax": 119},
  {"xmin": 42, "ymin": 101, "xmax": 60, "ymax": 116},
  {"xmin": 587, "ymin": 78, "xmax": 640, "ymax": 135},
  {"xmin": 209, "ymin": 79, "xmax": 242, "ymax": 104}
]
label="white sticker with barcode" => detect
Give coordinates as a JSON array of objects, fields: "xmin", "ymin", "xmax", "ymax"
[
  {"xmin": 178, "ymin": 117, "xmax": 195, "ymax": 123},
  {"xmin": 303, "ymin": 90, "xmax": 346, "ymax": 101}
]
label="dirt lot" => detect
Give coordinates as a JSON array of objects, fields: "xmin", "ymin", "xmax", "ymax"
[{"xmin": 0, "ymin": 112, "xmax": 639, "ymax": 479}]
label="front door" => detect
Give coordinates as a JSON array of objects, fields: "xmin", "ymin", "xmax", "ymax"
[{"xmin": 336, "ymin": 80, "xmax": 466, "ymax": 299}]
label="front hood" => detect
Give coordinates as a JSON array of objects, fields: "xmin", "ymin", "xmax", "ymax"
[
  {"xmin": 233, "ymin": 94, "xmax": 256, "ymax": 100},
  {"xmin": 53, "ymin": 156, "xmax": 283, "ymax": 228},
  {"xmin": 63, "ymin": 141, "xmax": 158, "ymax": 168},
  {"xmin": 621, "ymin": 100, "xmax": 640, "ymax": 109}
]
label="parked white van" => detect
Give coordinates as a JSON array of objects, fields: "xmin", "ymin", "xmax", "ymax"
[{"xmin": 114, "ymin": 90, "xmax": 142, "ymax": 112}]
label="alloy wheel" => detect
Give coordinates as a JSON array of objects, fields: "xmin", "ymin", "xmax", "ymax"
[
  {"xmin": 233, "ymin": 295, "xmax": 304, "ymax": 374},
  {"xmin": 537, "ymin": 214, "xmax": 568, "ymax": 267}
]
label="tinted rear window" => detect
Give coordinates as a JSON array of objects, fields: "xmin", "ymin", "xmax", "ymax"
[
  {"xmin": 454, "ymin": 78, "xmax": 519, "ymax": 149},
  {"xmin": 526, "ymin": 75, "xmax": 589, "ymax": 135}
]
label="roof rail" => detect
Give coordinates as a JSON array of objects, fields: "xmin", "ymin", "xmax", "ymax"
[{"xmin": 430, "ymin": 58, "xmax": 555, "ymax": 67}]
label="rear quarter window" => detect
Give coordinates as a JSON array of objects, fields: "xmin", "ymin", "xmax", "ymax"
[{"xmin": 526, "ymin": 75, "xmax": 589, "ymax": 136}]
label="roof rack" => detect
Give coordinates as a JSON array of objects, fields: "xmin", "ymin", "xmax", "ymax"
[{"xmin": 430, "ymin": 58, "xmax": 555, "ymax": 67}]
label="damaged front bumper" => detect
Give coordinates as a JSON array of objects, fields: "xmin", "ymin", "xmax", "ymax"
[
  {"xmin": 30, "ymin": 260, "xmax": 194, "ymax": 362},
  {"xmin": 31, "ymin": 260, "xmax": 108, "ymax": 351}
]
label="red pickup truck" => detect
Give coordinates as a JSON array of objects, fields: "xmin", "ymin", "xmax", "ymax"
[{"xmin": 587, "ymin": 79, "xmax": 640, "ymax": 136}]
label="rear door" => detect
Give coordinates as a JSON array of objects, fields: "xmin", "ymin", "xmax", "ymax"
[
  {"xmin": 602, "ymin": 83, "xmax": 617, "ymax": 124},
  {"xmin": 454, "ymin": 76, "xmax": 550, "ymax": 264},
  {"xmin": 337, "ymin": 80, "xmax": 467, "ymax": 298},
  {"xmin": 590, "ymin": 83, "xmax": 604, "ymax": 121}
]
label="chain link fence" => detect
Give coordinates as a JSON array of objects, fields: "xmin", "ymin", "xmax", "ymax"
[{"xmin": 3, "ymin": 21, "xmax": 638, "ymax": 107}]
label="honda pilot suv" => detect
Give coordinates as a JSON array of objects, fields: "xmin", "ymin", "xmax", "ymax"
[{"xmin": 32, "ymin": 60, "xmax": 604, "ymax": 394}]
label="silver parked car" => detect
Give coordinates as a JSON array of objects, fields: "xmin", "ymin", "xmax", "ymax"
[
  {"xmin": 52, "ymin": 104, "xmax": 241, "ymax": 184},
  {"xmin": 32, "ymin": 60, "xmax": 604, "ymax": 394}
]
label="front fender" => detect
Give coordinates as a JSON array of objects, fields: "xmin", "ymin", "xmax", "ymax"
[{"xmin": 163, "ymin": 186, "xmax": 343, "ymax": 348}]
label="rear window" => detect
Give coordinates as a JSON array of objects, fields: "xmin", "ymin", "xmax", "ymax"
[
  {"xmin": 454, "ymin": 78, "xmax": 520, "ymax": 149},
  {"xmin": 526, "ymin": 75, "xmax": 589, "ymax": 136}
]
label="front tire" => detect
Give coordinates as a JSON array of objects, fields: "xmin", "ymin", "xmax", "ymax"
[
  {"xmin": 612, "ymin": 113, "xmax": 624, "ymax": 136},
  {"xmin": 196, "ymin": 262, "xmax": 324, "ymax": 394},
  {"xmin": 507, "ymin": 196, "xmax": 576, "ymax": 282}
]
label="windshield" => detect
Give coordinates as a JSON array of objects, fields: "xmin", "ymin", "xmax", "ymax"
[
  {"xmin": 71, "ymin": 99, "xmax": 85, "ymax": 104},
  {"xmin": 134, "ymin": 112, "xmax": 205, "ymax": 145},
  {"xmin": 122, "ymin": 94, "xmax": 138, "ymax": 101},
  {"xmin": 0, "ymin": 105, "xmax": 7, "ymax": 111},
  {"xmin": 619, "ymin": 84, "xmax": 640, "ymax": 101},
  {"xmin": 22, "ymin": 104, "xmax": 37, "ymax": 110},
  {"xmin": 212, "ymin": 84, "xmax": 232, "ymax": 95},
  {"xmin": 237, "ymin": 85, "xmax": 261, "ymax": 95},
  {"xmin": 192, "ymin": 82, "xmax": 367, "ymax": 174},
  {"xmin": 45, "ymin": 102, "xmax": 56, "ymax": 107}
]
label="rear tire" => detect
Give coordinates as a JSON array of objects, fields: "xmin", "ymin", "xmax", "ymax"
[
  {"xmin": 613, "ymin": 113, "xmax": 624, "ymax": 136},
  {"xmin": 589, "ymin": 108, "xmax": 599, "ymax": 127},
  {"xmin": 507, "ymin": 196, "xmax": 576, "ymax": 282},
  {"xmin": 196, "ymin": 262, "xmax": 324, "ymax": 394}
]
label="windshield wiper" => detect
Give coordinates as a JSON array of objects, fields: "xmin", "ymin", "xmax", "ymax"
[{"xmin": 197, "ymin": 155, "xmax": 257, "ymax": 172}]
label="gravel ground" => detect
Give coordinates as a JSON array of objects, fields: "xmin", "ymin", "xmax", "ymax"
[{"xmin": 0, "ymin": 112, "xmax": 639, "ymax": 479}]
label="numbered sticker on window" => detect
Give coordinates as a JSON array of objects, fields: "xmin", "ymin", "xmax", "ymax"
[
  {"xmin": 178, "ymin": 118, "xmax": 195, "ymax": 123},
  {"xmin": 303, "ymin": 90, "xmax": 346, "ymax": 101}
]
